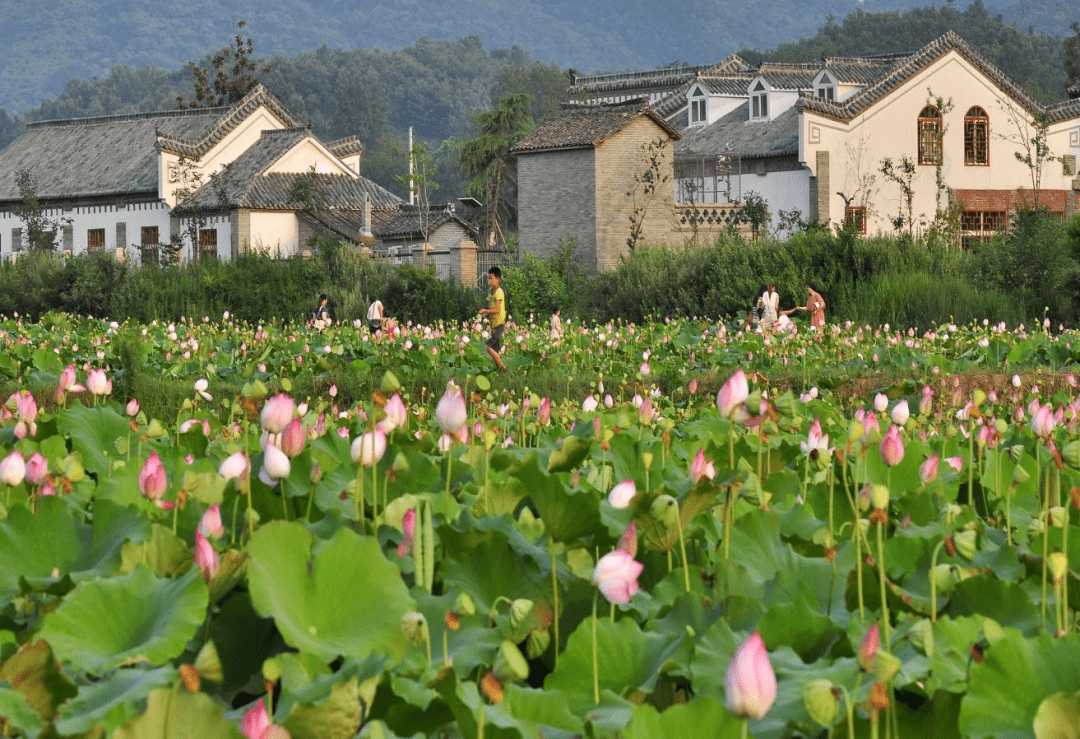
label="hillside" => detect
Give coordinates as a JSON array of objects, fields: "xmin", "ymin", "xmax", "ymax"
[{"xmin": 1, "ymin": 0, "xmax": 1075, "ymax": 113}]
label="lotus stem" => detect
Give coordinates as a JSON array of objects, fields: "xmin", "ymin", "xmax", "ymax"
[
  {"xmin": 930, "ymin": 539, "xmax": 946, "ymax": 624},
  {"xmin": 877, "ymin": 519, "xmax": 890, "ymax": 647},
  {"xmin": 355, "ymin": 461, "xmax": 365, "ymax": 532},
  {"xmin": 591, "ymin": 593, "xmax": 600, "ymax": 706},
  {"xmin": 1041, "ymin": 447, "xmax": 1050, "ymax": 631},
  {"xmin": 675, "ymin": 498, "xmax": 691, "ymax": 594},
  {"xmin": 550, "ymin": 541, "xmax": 560, "ymax": 668}
]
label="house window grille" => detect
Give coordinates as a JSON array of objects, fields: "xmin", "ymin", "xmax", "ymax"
[
  {"xmin": 198, "ymin": 229, "xmax": 217, "ymax": 260},
  {"xmin": 960, "ymin": 210, "xmax": 1006, "ymax": 249},
  {"xmin": 87, "ymin": 228, "xmax": 105, "ymax": 253},
  {"xmin": 964, "ymin": 106, "xmax": 989, "ymax": 165},
  {"xmin": 844, "ymin": 206, "xmax": 867, "ymax": 234},
  {"xmin": 141, "ymin": 226, "xmax": 160, "ymax": 265},
  {"xmin": 917, "ymin": 105, "xmax": 942, "ymax": 165}
]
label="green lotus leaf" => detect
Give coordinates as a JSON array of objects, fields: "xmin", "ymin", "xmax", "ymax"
[
  {"xmin": 119, "ymin": 523, "xmax": 191, "ymax": 577},
  {"xmin": 502, "ymin": 683, "xmax": 584, "ymax": 734},
  {"xmin": 959, "ymin": 632, "xmax": 1080, "ymax": 739},
  {"xmin": 246, "ymin": 521, "xmax": 415, "ymax": 663},
  {"xmin": 623, "ymin": 696, "xmax": 741, "ymax": 739},
  {"xmin": 38, "ymin": 566, "xmax": 207, "ymax": 674},
  {"xmin": 57, "ymin": 403, "xmax": 136, "ymax": 478},
  {"xmin": 0, "ymin": 497, "xmax": 147, "ymax": 607},
  {"xmin": 512, "ymin": 452, "xmax": 600, "ymax": 543},
  {"xmin": 113, "ymin": 684, "xmax": 246, "ymax": 739},
  {"xmin": 282, "ymin": 676, "xmax": 364, "ymax": 739},
  {"xmin": 431, "ymin": 667, "xmax": 536, "ymax": 739},
  {"xmin": 1033, "ymin": 691, "xmax": 1080, "ymax": 739},
  {"xmin": 0, "ymin": 685, "xmax": 43, "ymax": 736},
  {"xmin": 544, "ymin": 615, "xmax": 682, "ymax": 715},
  {"xmin": 0, "ymin": 639, "xmax": 77, "ymax": 721},
  {"xmin": 53, "ymin": 666, "xmax": 174, "ymax": 735},
  {"xmin": 945, "ymin": 574, "xmax": 1038, "ymax": 634}
]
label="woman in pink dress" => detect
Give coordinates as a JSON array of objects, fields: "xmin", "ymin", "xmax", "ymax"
[{"xmin": 803, "ymin": 284, "xmax": 826, "ymax": 328}]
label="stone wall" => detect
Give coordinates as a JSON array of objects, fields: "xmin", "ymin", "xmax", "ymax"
[{"xmin": 517, "ymin": 148, "xmax": 596, "ymax": 271}]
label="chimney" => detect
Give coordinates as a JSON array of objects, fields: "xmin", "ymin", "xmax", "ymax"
[{"xmin": 358, "ymin": 193, "xmax": 375, "ymax": 245}]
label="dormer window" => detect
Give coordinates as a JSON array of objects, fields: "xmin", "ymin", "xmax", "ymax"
[
  {"xmin": 689, "ymin": 86, "xmax": 707, "ymax": 126},
  {"xmin": 751, "ymin": 81, "xmax": 769, "ymax": 120},
  {"xmin": 815, "ymin": 72, "xmax": 835, "ymax": 101}
]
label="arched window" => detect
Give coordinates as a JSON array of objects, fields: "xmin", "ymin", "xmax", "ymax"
[
  {"xmin": 690, "ymin": 87, "xmax": 707, "ymax": 125},
  {"xmin": 751, "ymin": 81, "xmax": 769, "ymax": 120},
  {"xmin": 917, "ymin": 105, "xmax": 942, "ymax": 165},
  {"xmin": 964, "ymin": 106, "xmax": 989, "ymax": 165}
]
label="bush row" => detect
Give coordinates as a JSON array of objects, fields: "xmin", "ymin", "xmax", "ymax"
[{"xmin": 2, "ymin": 213, "xmax": 1077, "ymax": 328}]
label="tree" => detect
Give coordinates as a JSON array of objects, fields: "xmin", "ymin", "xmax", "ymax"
[
  {"xmin": 459, "ymin": 93, "xmax": 534, "ymax": 249},
  {"xmin": 626, "ymin": 139, "xmax": 672, "ymax": 250},
  {"xmin": 1066, "ymin": 21, "xmax": 1080, "ymax": 90},
  {"xmin": 396, "ymin": 140, "xmax": 440, "ymax": 266},
  {"xmin": 14, "ymin": 169, "xmax": 68, "ymax": 252},
  {"xmin": 879, "ymin": 155, "xmax": 917, "ymax": 238},
  {"xmin": 997, "ymin": 100, "xmax": 1059, "ymax": 212},
  {"xmin": 177, "ymin": 20, "xmax": 271, "ymax": 109},
  {"xmin": 490, "ymin": 62, "xmax": 567, "ymax": 124}
]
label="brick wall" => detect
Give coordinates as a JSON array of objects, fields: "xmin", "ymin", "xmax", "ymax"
[
  {"xmin": 517, "ymin": 148, "xmax": 597, "ymax": 272},
  {"xmin": 954, "ymin": 189, "xmax": 1069, "ymax": 212},
  {"xmin": 814, "ymin": 151, "xmax": 830, "ymax": 223}
]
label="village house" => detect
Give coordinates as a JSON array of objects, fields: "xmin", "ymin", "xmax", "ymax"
[
  {"xmin": 0, "ymin": 84, "xmax": 480, "ymax": 282},
  {"xmin": 566, "ymin": 32, "xmax": 1080, "ymax": 245}
]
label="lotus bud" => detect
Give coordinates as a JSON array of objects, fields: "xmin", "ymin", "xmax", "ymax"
[
  {"xmin": 193, "ymin": 531, "xmax": 219, "ymax": 581},
  {"xmin": 526, "ymin": 628, "xmax": 551, "ymax": 659},
  {"xmin": 259, "ymin": 443, "xmax": 290, "ymax": 486},
  {"xmin": 909, "ymin": 619, "xmax": 934, "ymax": 657},
  {"xmin": 879, "ymin": 425, "xmax": 904, "ymax": 466},
  {"xmin": 890, "ymin": 400, "xmax": 910, "ymax": 426},
  {"xmin": 435, "ymin": 381, "xmax": 468, "ymax": 434},
  {"xmin": 508, "ymin": 599, "xmax": 534, "ymax": 631},
  {"xmin": 138, "ymin": 451, "xmax": 167, "ymax": 500},
  {"xmin": 650, "ymin": 494, "xmax": 679, "ymax": 528},
  {"xmin": 1049, "ymin": 552, "xmax": 1069, "ymax": 583},
  {"xmin": 857, "ymin": 623, "xmax": 880, "ymax": 672},
  {"xmin": 716, "ymin": 369, "xmax": 750, "ymax": 419},
  {"xmin": 953, "ymin": 529, "xmax": 977, "ymax": 560},
  {"xmin": 920, "ymin": 454, "xmax": 939, "ymax": 484},
  {"xmin": 309, "ymin": 462, "xmax": 323, "ymax": 484},
  {"xmin": 493, "ymin": 640, "xmax": 530, "ymax": 683},
  {"xmin": 870, "ymin": 484, "xmax": 890, "ymax": 511},
  {"xmin": 454, "ymin": 592, "xmax": 476, "ymax": 617},
  {"xmin": 351, "ymin": 429, "xmax": 387, "ymax": 468},
  {"xmin": 724, "ymin": 631, "xmax": 777, "ymax": 720},
  {"xmin": 874, "ymin": 650, "xmax": 901, "ymax": 684},
  {"xmin": 0, "ymin": 451, "xmax": 26, "ymax": 487},
  {"xmin": 25, "ymin": 452, "xmax": 48, "ymax": 486},
  {"xmin": 873, "ymin": 393, "xmax": 888, "ymax": 413},
  {"xmin": 803, "ymin": 679, "xmax": 840, "ymax": 728},
  {"xmin": 400, "ymin": 611, "xmax": 428, "ymax": 645},
  {"xmin": 608, "ymin": 479, "xmax": 636, "ymax": 509},
  {"xmin": 279, "ymin": 416, "xmax": 306, "ymax": 458},
  {"xmin": 260, "ymin": 393, "xmax": 295, "ymax": 434},
  {"xmin": 1063, "ymin": 441, "xmax": 1080, "ymax": 470},
  {"xmin": 618, "ymin": 520, "xmax": 638, "ymax": 557}
]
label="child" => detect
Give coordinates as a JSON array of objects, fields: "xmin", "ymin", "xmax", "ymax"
[{"xmin": 478, "ymin": 266, "xmax": 509, "ymax": 373}]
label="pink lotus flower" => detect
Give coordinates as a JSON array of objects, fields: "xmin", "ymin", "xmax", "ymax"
[
  {"xmin": 1031, "ymin": 404, "xmax": 1056, "ymax": 439},
  {"xmin": 608, "ymin": 479, "xmax": 636, "ymax": 509},
  {"xmin": 537, "ymin": 396, "xmax": 552, "ymax": 425},
  {"xmin": 725, "ymin": 631, "xmax": 777, "ymax": 720},
  {"xmin": 241, "ymin": 700, "xmax": 285, "ymax": 739},
  {"xmin": 435, "ymin": 381, "xmax": 467, "ymax": 434},
  {"xmin": 716, "ymin": 369, "xmax": 749, "ymax": 419},
  {"xmin": 379, "ymin": 393, "xmax": 407, "ymax": 432},
  {"xmin": 397, "ymin": 508, "xmax": 416, "ymax": 557},
  {"xmin": 880, "ymin": 425, "xmax": 905, "ymax": 467},
  {"xmin": 690, "ymin": 448, "xmax": 716, "ymax": 484},
  {"xmin": 0, "ymin": 451, "xmax": 26, "ymax": 487},
  {"xmin": 86, "ymin": 368, "xmax": 112, "ymax": 396},
  {"xmin": 194, "ymin": 530, "xmax": 219, "ymax": 580},
  {"xmin": 618, "ymin": 520, "xmax": 638, "ymax": 557},
  {"xmin": 945, "ymin": 456, "xmax": 963, "ymax": 473},
  {"xmin": 873, "ymin": 393, "xmax": 889, "ymax": 413},
  {"xmin": 593, "ymin": 549, "xmax": 644, "ymax": 605},
  {"xmin": 919, "ymin": 389, "xmax": 933, "ymax": 416},
  {"xmin": 138, "ymin": 452, "xmax": 167, "ymax": 500},
  {"xmin": 258, "ymin": 443, "xmax": 291, "ymax": 487},
  {"xmin": 199, "ymin": 504, "xmax": 225, "ymax": 540},
  {"xmin": 57, "ymin": 364, "xmax": 86, "ymax": 395},
  {"xmin": 890, "ymin": 399, "xmax": 910, "ymax": 426},
  {"xmin": 193, "ymin": 378, "xmax": 213, "ymax": 401},
  {"xmin": 260, "ymin": 393, "xmax": 296, "ymax": 434},
  {"xmin": 581, "ymin": 395, "xmax": 599, "ymax": 413},
  {"xmin": 919, "ymin": 454, "xmax": 939, "ymax": 484},
  {"xmin": 799, "ymin": 418, "xmax": 831, "ymax": 458},
  {"xmin": 279, "ymin": 416, "xmax": 306, "ymax": 458},
  {"xmin": 857, "ymin": 623, "xmax": 880, "ymax": 671},
  {"xmin": 125, "ymin": 399, "xmax": 140, "ymax": 417},
  {"xmin": 351, "ymin": 429, "xmax": 387, "ymax": 468},
  {"xmin": 219, "ymin": 451, "xmax": 248, "ymax": 481},
  {"xmin": 25, "ymin": 452, "xmax": 48, "ymax": 486}
]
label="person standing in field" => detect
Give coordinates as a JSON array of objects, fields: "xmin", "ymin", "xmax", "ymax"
[
  {"xmin": 758, "ymin": 282, "xmax": 779, "ymax": 332},
  {"xmin": 311, "ymin": 293, "xmax": 331, "ymax": 330},
  {"xmin": 804, "ymin": 283, "xmax": 826, "ymax": 328},
  {"xmin": 367, "ymin": 297, "xmax": 385, "ymax": 332},
  {"xmin": 479, "ymin": 266, "xmax": 509, "ymax": 373},
  {"xmin": 549, "ymin": 306, "xmax": 564, "ymax": 340}
]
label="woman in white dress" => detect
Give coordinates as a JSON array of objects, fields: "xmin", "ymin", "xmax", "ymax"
[{"xmin": 758, "ymin": 283, "xmax": 779, "ymax": 332}]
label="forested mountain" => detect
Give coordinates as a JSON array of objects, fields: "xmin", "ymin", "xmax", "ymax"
[
  {"xmin": 0, "ymin": 0, "xmax": 1075, "ymax": 114},
  {"xmin": 0, "ymin": 2, "xmax": 1075, "ymax": 202}
]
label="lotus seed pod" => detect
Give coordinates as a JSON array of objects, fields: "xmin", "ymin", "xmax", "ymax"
[
  {"xmin": 526, "ymin": 629, "xmax": 551, "ymax": 659},
  {"xmin": 493, "ymin": 640, "xmax": 530, "ymax": 683},
  {"xmin": 401, "ymin": 612, "xmax": 428, "ymax": 645},
  {"xmin": 933, "ymin": 564, "xmax": 957, "ymax": 592},
  {"xmin": 954, "ymin": 530, "xmax": 977, "ymax": 560},
  {"xmin": 994, "ymin": 418, "xmax": 1009, "ymax": 435},
  {"xmin": 262, "ymin": 656, "xmax": 282, "ymax": 684},
  {"xmin": 870, "ymin": 484, "xmax": 890, "ymax": 511},
  {"xmin": 509, "ymin": 599, "xmax": 534, "ymax": 631},
  {"xmin": 874, "ymin": 650, "xmax": 901, "ymax": 684},
  {"xmin": 1049, "ymin": 552, "xmax": 1069, "ymax": 583},
  {"xmin": 1050, "ymin": 506, "xmax": 1067, "ymax": 528},
  {"xmin": 1012, "ymin": 464, "xmax": 1031, "ymax": 485},
  {"xmin": 803, "ymin": 679, "xmax": 840, "ymax": 728},
  {"xmin": 972, "ymin": 389, "xmax": 987, "ymax": 408},
  {"xmin": 650, "ymin": 495, "xmax": 679, "ymax": 528},
  {"xmin": 455, "ymin": 592, "xmax": 477, "ymax": 617}
]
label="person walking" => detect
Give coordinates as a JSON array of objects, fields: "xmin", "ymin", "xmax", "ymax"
[{"xmin": 478, "ymin": 266, "xmax": 509, "ymax": 373}]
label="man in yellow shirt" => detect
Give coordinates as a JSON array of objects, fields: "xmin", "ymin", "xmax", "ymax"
[{"xmin": 479, "ymin": 266, "xmax": 508, "ymax": 373}]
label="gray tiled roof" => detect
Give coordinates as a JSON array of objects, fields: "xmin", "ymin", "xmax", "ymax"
[
  {"xmin": 375, "ymin": 204, "xmax": 476, "ymax": 239},
  {"xmin": 328, "ymin": 136, "xmax": 363, "ymax": 158},
  {"xmin": 511, "ymin": 99, "xmax": 681, "ymax": 153},
  {"xmin": 675, "ymin": 102, "xmax": 799, "ymax": 160},
  {"xmin": 0, "ymin": 107, "xmax": 220, "ymax": 202},
  {"xmin": 299, "ymin": 206, "xmax": 400, "ymax": 243}
]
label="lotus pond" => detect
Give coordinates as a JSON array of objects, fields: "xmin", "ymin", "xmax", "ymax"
[{"xmin": 1, "ymin": 313, "xmax": 1080, "ymax": 739}]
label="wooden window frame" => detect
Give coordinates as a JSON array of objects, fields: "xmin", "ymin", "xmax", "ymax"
[
  {"xmin": 960, "ymin": 209, "xmax": 1007, "ymax": 249},
  {"xmin": 917, "ymin": 105, "xmax": 942, "ymax": 166},
  {"xmin": 844, "ymin": 205, "xmax": 867, "ymax": 234},
  {"xmin": 198, "ymin": 228, "xmax": 218, "ymax": 260},
  {"xmin": 140, "ymin": 226, "xmax": 160, "ymax": 265},
  {"xmin": 964, "ymin": 106, "xmax": 989, "ymax": 166},
  {"xmin": 87, "ymin": 228, "xmax": 105, "ymax": 253}
]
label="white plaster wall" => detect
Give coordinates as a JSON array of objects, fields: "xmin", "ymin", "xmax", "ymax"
[
  {"xmin": 248, "ymin": 211, "xmax": 300, "ymax": 257},
  {"xmin": 740, "ymin": 169, "xmax": 812, "ymax": 239},
  {"xmin": 0, "ymin": 201, "xmax": 171, "ymax": 261},
  {"xmin": 803, "ymin": 50, "xmax": 1080, "ymax": 234},
  {"xmin": 268, "ymin": 140, "xmax": 352, "ymax": 175}
]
